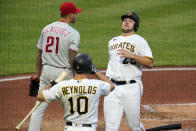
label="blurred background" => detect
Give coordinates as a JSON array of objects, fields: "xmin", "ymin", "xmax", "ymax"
[{"xmin": 0, "ymin": 0, "xmax": 195, "ymax": 76}]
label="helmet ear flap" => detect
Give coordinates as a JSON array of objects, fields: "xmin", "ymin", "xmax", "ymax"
[{"xmin": 134, "ymin": 23, "xmax": 139, "ymax": 32}]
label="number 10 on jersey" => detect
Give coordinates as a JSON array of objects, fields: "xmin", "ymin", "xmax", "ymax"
[{"xmin": 68, "ymin": 96, "xmax": 89, "ymax": 114}]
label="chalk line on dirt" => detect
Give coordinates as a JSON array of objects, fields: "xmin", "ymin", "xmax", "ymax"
[{"xmin": 0, "ymin": 67, "xmax": 196, "ymax": 82}]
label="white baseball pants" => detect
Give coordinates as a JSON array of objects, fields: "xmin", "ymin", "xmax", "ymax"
[{"xmin": 104, "ymin": 81, "xmax": 145, "ymax": 131}]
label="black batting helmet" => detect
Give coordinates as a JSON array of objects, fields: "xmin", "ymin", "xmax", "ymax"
[
  {"xmin": 121, "ymin": 11, "xmax": 140, "ymax": 32},
  {"xmin": 72, "ymin": 53, "xmax": 93, "ymax": 74}
]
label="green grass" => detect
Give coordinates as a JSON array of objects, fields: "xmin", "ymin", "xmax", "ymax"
[{"xmin": 0, "ymin": 0, "xmax": 195, "ymax": 76}]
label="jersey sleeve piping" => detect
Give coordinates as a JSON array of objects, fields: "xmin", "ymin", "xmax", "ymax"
[
  {"xmin": 69, "ymin": 47, "xmax": 78, "ymax": 52},
  {"xmin": 144, "ymin": 56, "xmax": 153, "ymax": 60}
]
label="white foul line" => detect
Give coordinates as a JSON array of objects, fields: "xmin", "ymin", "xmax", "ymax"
[
  {"xmin": 141, "ymin": 118, "xmax": 196, "ymax": 121},
  {"xmin": 0, "ymin": 76, "xmax": 31, "ymax": 82},
  {"xmin": 0, "ymin": 67, "xmax": 196, "ymax": 82},
  {"xmin": 142, "ymin": 103, "xmax": 196, "ymax": 113},
  {"xmin": 143, "ymin": 67, "xmax": 196, "ymax": 71},
  {"xmin": 144, "ymin": 103, "xmax": 196, "ymax": 106}
]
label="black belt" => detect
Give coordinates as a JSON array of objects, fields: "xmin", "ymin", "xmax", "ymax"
[
  {"xmin": 66, "ymin": 122, "xmax": 92, "ymax": 127},
  {"xmin": 111, "ymin": 79, "xmax": 136, "ymax": 85}
]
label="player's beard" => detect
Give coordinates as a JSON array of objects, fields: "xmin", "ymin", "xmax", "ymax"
[
  {"xmin": 71, "ymin": 18, "xmax": 76, "ymax": 23},
  {"xmin": 70, "ymin": 16, "xmax": 76, "ymax": 23},
  {"xmin": 122, "ymin": 28, "xmax": 134, "ymax": 33}
]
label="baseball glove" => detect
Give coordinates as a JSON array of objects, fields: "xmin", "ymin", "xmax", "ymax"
[{"xmin": 29, "ymin": 76, "xmax": 40, "ymax": 97}]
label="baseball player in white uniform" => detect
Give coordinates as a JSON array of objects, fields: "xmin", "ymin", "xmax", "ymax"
[
  {"xmin": 28, "ymin": 2, "xmax": 82, "ymax": 131},
  {"xmin": 104, "ymin": 11, "xmax": 153, "ymax": 131},
  {"xmin": 37, "ymin": 53, "xmax": 115, "ymax": 131}
]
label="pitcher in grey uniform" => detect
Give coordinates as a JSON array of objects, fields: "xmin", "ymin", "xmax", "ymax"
[
  {"xmin": 28, "ymin": 2, "xmax": 82, "ymax": 131},
  {"xmin": 37, "ymin": 53, "xmax": 115, "ymax": 131}
]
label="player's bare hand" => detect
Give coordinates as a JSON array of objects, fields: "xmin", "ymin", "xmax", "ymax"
[
  {"xmin": 117, "ymin": 48, "xmax": 134, "ymax": 59},
  {"xmin": 32, "ymin": 74, "xmax": 40, "ymax": 80}
]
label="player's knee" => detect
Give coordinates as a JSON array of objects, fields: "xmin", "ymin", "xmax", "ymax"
[
  {"xmin": 105, "ymin": 121, "xmax": 119, "ymax": 131},
  {"xmin": 30, "ymin": 108, "xmax": 45, "ymax": 118},
  {"xmin": 30, "ymin": 111, "xmax": 39, "ymax": 119}
]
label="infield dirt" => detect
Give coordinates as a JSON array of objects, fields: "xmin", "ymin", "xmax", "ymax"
[{"xmin": 0, "ymin": 68, "xmax": 195, "ymax": 131}]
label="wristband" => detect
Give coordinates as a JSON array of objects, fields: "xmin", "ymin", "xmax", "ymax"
[{"xmin": 49, "ymin": 80, "xmax": 57, "ymax": 86}]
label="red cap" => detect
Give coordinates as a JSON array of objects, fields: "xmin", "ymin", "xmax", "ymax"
[{"xmin": 60, "ymin": 2, "xmax": 82, "ymax": 15}]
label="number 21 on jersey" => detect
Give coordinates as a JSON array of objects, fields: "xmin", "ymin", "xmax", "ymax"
[{"xmin": 45, "ymin": 36, "xmax": 59, "ymax": 54}]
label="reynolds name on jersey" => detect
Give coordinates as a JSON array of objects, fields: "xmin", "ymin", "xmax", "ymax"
[{"xmin": 62, "ymin": 86, "xmax": 97, "ymax": 95}]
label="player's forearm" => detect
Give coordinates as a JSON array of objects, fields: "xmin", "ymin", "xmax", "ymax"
[
  {"xmin": 37, "ymin": 83, "xmax": 51, "ymax": 102},
  {"xmin": 37, "ymin": 82, "xmax": 53, "ymax": 101},
  {"xmin": 42, "ymin": 83, "xmax": 52, "ymax": 90},
  {"xmin": 69, "ymin": 49, "xmax": 77, "ymax": 67},
  {"xmin": 132, "ymin": 55, "xmax": 153, "ymax": 68},
  {"xmin": 69, "ymin": 50, "xmax": 77, "ymax": 74},
  {"xmin": 95, "ymin": 72, "xmax": 115, "ymax": 91},
  {"xmin": 117, "ymin": 48, "xmax": 153, "ymax": 68},
  {"xmin": 35, "ymin": 50, "xmax": 42, "ymax": 76}
]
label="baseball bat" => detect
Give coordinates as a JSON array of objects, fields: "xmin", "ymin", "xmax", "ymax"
[
  {"xmin": 16, "ymin": 71, "xmax": 67, "ymax": 130},
  {"xmin": 146, "ymin": 123, "xmax": 182, "ymax": 131}
]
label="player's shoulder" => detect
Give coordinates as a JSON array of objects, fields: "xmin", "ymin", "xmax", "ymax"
[
  {"xmin": 132, "ymin": 34, "xmax": 148, "ymax": 44},
  {"xmin": 109, "ymin": 36, "xmax": 121, "ymax": 43},
  {"xmin": 86, "ymin": 79, "xmax": 107, "ymax": 85},
  {"xmin": 44, "ymin": 21, "xmax": 57, "ymax": 27},
  {"xmin": 46, "ymin": 21, "xmax": 79, "ymax": 33},
  {"xmin": 133, "ymin": 34, "xmax": 147, "ymax": 41},
  {"xmin": 41, "ymin": 21, "xmax": 57, "ymax": 31},
  {"xmin": 84, "ymin": 79, "xmax": 100, "ymax": 83},
  {"xmin": 57, "ymin": 79, "xmax": 73, "ymax": 85},
  {"xmin": 88, "ymin": 79, "xmax": 110, "ymax": 90},
  {"xmin": 66, "ymin": 24, "xmax": 80, "ymax": 35}
]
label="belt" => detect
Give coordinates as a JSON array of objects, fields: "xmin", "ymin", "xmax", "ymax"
[
  {"xmin": 43, "ymin": 63, "xmax": 67, "ymax": 69},
  {"xmin": 66, "ymin": 122, "xmax": 92, "ymax": 127},
  {"xmin": 111, "ymin": 79, "xmax": 136, "ymax": 85}
]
